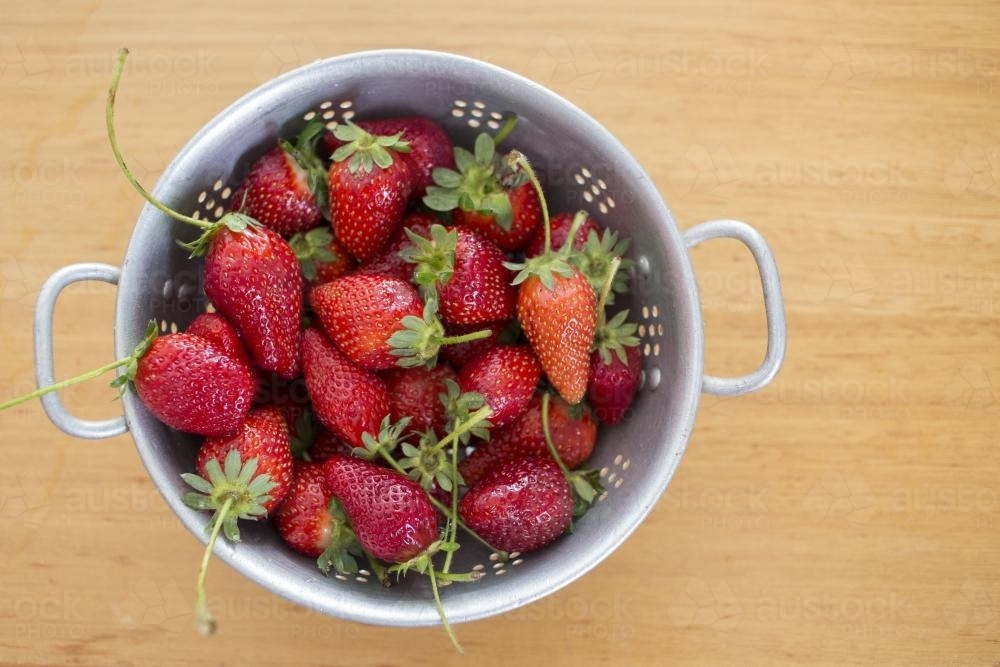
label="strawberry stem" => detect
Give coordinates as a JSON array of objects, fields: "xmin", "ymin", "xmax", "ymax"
[
  {"xmin": 442, "ymin": 427, "xmax": 462, "ymax": 575},
  {"xmin": 492, "ymin": 112, "xmax": 518, "ymax": 146},
  {"xmin": 438, "ymin": 328, "xmax": 492, "ymax": 346},
  {"xmin": 0, "ymin": 358, "xmax": 128, "ymax": 411},
  {"xmin": 107, "ymin": 49, "xmax": 214, "ymax": 232},
  {"xmin": 509, "ymin": 152, "xmax": 551, "ymax": 254},
  {"xmin": 195, "ymin": 495, "xmax": 233, "ymax": 635},
  {"xmin": 595, "ymin": 256, "xmax": 623, "ymax": 326},
  {"xmin": 427, "ymin": 566, "xmax": 463, "ymax": 654},
  {"xmin": 540, "ymin": 392, "xmax": 572, "ymax": 478}
]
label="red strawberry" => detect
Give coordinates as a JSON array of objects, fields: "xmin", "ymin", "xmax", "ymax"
[
  {"xmin": 310, "ymin": 273, "xmax": 424, "ymax": 371},
  {"xmin": 326, "ymin": 117, "xmax": 454, "ymax": 197},
  {"xmin": 439, "ymin": 321, "xmax": 505, "ymax": 370},
  {"xmin": 525, "ymin": 211, "xmax": 600, "ymax": 258},
  {"xmin": 203, "ymin": 224, "xmax": 303, "ymax": 379},
  {"xmin": 382, "ymin": 364, "xmax": 458, "ymax": 438},
  {"xmin": 301, "ymin": 328, "xmax": 389, "ymax": 447},
  {"xmin": 133, "ymin": 331, "xmax": 256, "ymax": 437},
  {"xmin": 459, "ymin": 394, "xmax": 596, "ymax": 487},
  {"xmin": 323, "ymin": 454, "xmax": 438, "ymax": 562},
  {"xmin": 458, "ymin": 346, "xmax": 541, "ymax": 429},
  {"xmin": 229, "ymin": 121, "xmax": 328, "ymax": 238},
  {"xmin": 186, "ymin": 312, "xmax": 255, "ymax": 371},
  {"xmin": 459, "ymin": 456, "xmax": 573, "ymax": 553},
  {"xmin": 307, "ymin": 429, "xmax": 354, "ymax": 462},
  {"xmin": 589, "ymin": 307, "xmax": 642, "ymax": 424},
  {"xmin": 403, "ymin": 224, "xmax": 515, "ymax": 327},
  {"xmin": 182, "ymin": 406, "xmax": 294, "ymax": 633},
  {"xmin": 290, "ymin": 228, "xmax": 356, "ymax": 295},
  {"xmin": 357, "ymin": 211, "xmax": 438, "ymax": 281},
  {"xmin": 328, "ymin": 122, "xmax": 413, "ymax": 261},
  {"xmin": 424, "ymin": 134, "xmax": 542, "ymax": 252}
]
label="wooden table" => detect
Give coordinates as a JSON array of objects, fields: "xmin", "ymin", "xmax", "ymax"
[{"xmin": 1, "ymin": 1, "xmax": 997, "ymax": 664}]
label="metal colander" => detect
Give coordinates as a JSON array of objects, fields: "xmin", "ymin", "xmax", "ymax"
[{"xmin": 32, "ymin": 50, "xmax": 787, "ymax": 627}]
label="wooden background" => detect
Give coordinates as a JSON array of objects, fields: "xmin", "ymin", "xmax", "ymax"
[{"xmin": 1, "ymin": 1, "xmax": 997, "ymax": 665}]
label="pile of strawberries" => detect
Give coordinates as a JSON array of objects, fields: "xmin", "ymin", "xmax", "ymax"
[{"xmin": 4, "ymin": 50, "xmax": 645, "ymax": 645}]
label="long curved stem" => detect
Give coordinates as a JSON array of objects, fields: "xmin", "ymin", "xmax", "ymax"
[
  {"xmin": 195, "ymin": 496, "xmax": 234, "ymax": 635},
  {"xmin": 0, "ymin": 358, "xmax": 129, "ymax": 411},
  {"xmin": 510, "ymin": 153, "xmax": 550, "ymax": 253},
  {"xmin": 107, "ymin": 48, "xmax": 213, "ymax": 231},
  {"xmin": 540, "ymin": 392, "xmax": 571, "ymax": 477},
  {"xmin": 428, "ymin": 566, "xmax": 463, "ymax": 654}
]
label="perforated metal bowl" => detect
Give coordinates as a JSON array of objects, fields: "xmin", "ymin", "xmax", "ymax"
[{"xmin": 32, "ymin": 50, "xmax": 786, "ymax": 626}]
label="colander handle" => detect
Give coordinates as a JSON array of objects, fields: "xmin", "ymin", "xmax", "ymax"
[
  {"xmin": 684, "ymin": 220, "xmax": 787, "ymax": 397},
  {"xmin": 34, "ymin": 263, "xmax": 129, "ymax": 439}
]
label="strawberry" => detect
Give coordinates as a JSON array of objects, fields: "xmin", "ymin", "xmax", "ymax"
[
  {"xmin": 402, "ymin": 224, "xmax": 515, "ymax": 326},
  {"xmin": 307, "ymin": 429, "xmax": 354, "ymax": 462},
  {"xmin": 439, "ymin": 321, "xmax": 505, "ymax": 370},
  {"xmin": 301, "ymin": 328, "xmax": 389, "ymax": 447},
  {"xmin": 310, "ymin": 273, "xmax": 424, "ymax": 371},
  {"xmin": 203, "ymin": 223, "xmax": 304, "ymax": 379},
  {"xmin": 506, "ymin": 161, "xmax": 597, "ymax": 405},
  {"xmin": 357, "ymin": 211, "xmax": 438, "ymax": 281},
  {"xmin": 181, "ymin": 407, "xmax": 294, "ymax": 633},
  {"xmin": 323, "ymin": 454, "xmax": 438, "ymax": 562},
  {"xmin": 589, "ymin": 308, "xmax": 642, "ymax": 425},
  {"xmin": 382, "ymin": 364, "xmax": 458, "ymax": 439},
  {"xmin": 457, "ymin": 346, "xmax": 541, "ymax": 429},
  {"xmin": 274, "ymin": 462, "xmax": 363, "ymax": 576},
  {"xmin": 186, "ymin": 312, "xmax": 255, "ymax": 371},
  {"xmin": 132, "ymin": 329, "xmax": 256, "ymax": 437},
  {"xmin": 525, "ymin": 211, "xmax": 600, "ymax": 258},
  {"xmin": 326, "ymin": 117, "xmax": 454, "ymax": 197},
  {"xmin": 424, "ymin": 133, "xmax": 541, "ymax": 251},
  {"xmin": 459, "ymin": 456, "xmax": 573, "ymax": 553},
  {"xmin": 289, "ymin": 227, "xmax": 356, "ymax": 293},
  {"xmin": 229, "ymin": 120, "xmax": 328, "ymax": 237},
  {"xmin": 328, "ymin": 122, "xmax": 413, "ymax": 261},
  {"xmin": 459, "ymin": 393, "xmax": 597, "ymax": 487}
]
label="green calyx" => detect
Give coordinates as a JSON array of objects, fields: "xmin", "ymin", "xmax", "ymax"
[
  {"xmin": 351, "ymin": 415, "xmax": 411, "ymax": 462},
  {"xmin": 316, "ymin": 497, "xmax": 365, "ymax": 577},
  {"xmin": 570, "ymin": 228, "xmax": 633, "ymax": 304},
  {"xmin": 280, "ymin": 119, "xmax": 331, "ymax": 217},
  {"xmin": 290, "ymin": 227, "xmax": 340, "ymax": 282},
  {"xmin": 400, "ymin": 224, "xmax": 457, "ymax": 302},
  {"xmin": 398, "ymin": 434, "xmax": 465, "ymax": 493},
  {"xmin": 181, "ymin": 449, "xmax": 277, "ymax": 636},
  {"xmin": 289, "ymin": 405, "xmax": 320, "ymax": 460},
  {"xmin": 505, "ymin": 207, "xmax": 590, "ymax": 291},
  {"xmin": 440, "ymin": 379, "xmax": 492, "ymax": 445},
  {"xmin": 388, "ymin": 299, "xmax": 492, "ymax": 369},
  {"xmin": 331, "ymin": 121, "xmax": 410, "ymax": 175},
  {"xmin": 423, "ymin": 132, "xmax": 526, "ymax": 231},
  {"xmin": 177, "ymin": 211, "xmax": 261, "ymax": 259},
  {"xmin": 594, "ymin": 309, "xmax": 640, "ymax": 365}
]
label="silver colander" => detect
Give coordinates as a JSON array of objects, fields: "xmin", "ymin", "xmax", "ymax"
[{"xmin": 32, "ymin": 50, "xmax": 787, "ymax": 627}]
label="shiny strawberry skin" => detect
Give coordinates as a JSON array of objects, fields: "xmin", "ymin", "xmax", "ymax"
[
  {"xmin": 301, "ymin": 328, "xmax": 390, "ymax": 447},
  {"xmin": 517, "ymin": 270, "xmax": 596, "ymax": 405},
  {"xmin": 329, "ymin": 157, "xmax": 412, "ymax": 262},
  {"xmin": 204, "ymin": 226, "xmax": 303, "ymax": 379},
  {"xmin": 134, "ymin": 333, "xmax": 256, "ymax": 437},
  {"xmin": 459, "ymin": 456, "xmax": 573, "ymax": 553},
  {"xmin": 458, "ymin": 346, "xmax": 541, "ymax": 429},
  {"xmin": 453, "ymin": 182, "xmax": 542, "ymax": 252},
  {"xmin": 230, "ymin": 146, "xmax": 322, "ymax": 238},
  {"xmin": 323, "ymin": 454, "xmax": 438, "ymax": 562},
  {"xmin": 308, "ymin": 235, "xmax": 356, "ymax": 292},
  {"xmin": 275, "ymin": 461, "xmax": 334, "ymax": 557},
  {"xmin": 588, "ymin": 345, "xmax": 642, "ymax": 425},
  {"xmin": 436, "ymin": 228, "xmax": 515, "ymax": 326},
  {"xmin": 186, "ymin": 312, "xmax": 256, "ymax": 371},
  {"xmin": 195, "ymin": 406, "xmax": 294, "ymax": 513},
  {"xmin": 381, "ymin": 364, "xmax": 457, "ymax": 438},
  {"xmin": 310, "ymin": 273, "xmax": 424, "ymax": 371},
  {"xmin": 356, "ymin": 211, "xmax": 438, "ymax": 282},
  {"xmin": 439, "ymin": 321, "xmax": 506, "ymax": 370},
  {"xmin": 459, "ymin": 394, "xmax": 596, "ymax": 487},
  {"xmin": 525, "ymin": 211, "xmax": 602, "ymax": 258}
]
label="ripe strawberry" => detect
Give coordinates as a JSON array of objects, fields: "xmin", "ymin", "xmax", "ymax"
[
  {"xmin": 459, "ymin": 456, "xmax": 573, "ymax": 553},
  {"xmin": 328, "ymin": 122, "xmax": 413, "ymax": 261},
  {"xmin": 589, "ymin": 308, "xmax": 642, "ymax": 425},
  {"xmin": 186, "ymin": 312, "xmax": 255, "ymax": 371},
  {"xmin": 133, "ymin": 331, "xmax": 256, "ymax": 437},
  {"xmin": 203, "ymin": 223, "xmax": 303, "ymax": 379},
  {"xmin": 289, "ymin": 227, "xmax": 356, "ymax": 294},
  {"xmin": 323, "ymin": 454, "xmax": 438, "ymax": 562},
  {"xmin": 459, "ymin": 394, "xmax": 596, "ymax": 487},
  {"xmin": 458, "ymin": 346, "xmax": 541, "ymax": 429},
  {"xmin": 229, "ymin": 121, "xmax": 328, "ymax": 238},
  {"xmin": 382, "ymin": 364, "xmax": 458, "ymax": 438},
  {"xmin": 424, "ymin": 133, "xmax": 541, "ymax": 252},
  {"xmin": 506, "ymin": 165, "xmax": 598, "ymax": 404},
  {"xmin": 301, "ymin": 328, "xmax": 389, "ymax": 447},
  {"xmin": 525, "ymin": 211, "xmax": 600, "ymax": 258},
  {"xmin": 310, "ymin": 273, "xmax": 424, "ymax": 371},
  {"xmin": 326, "ymin": 117, "xmax": 454, "ymax": 197},
  {"xmin": 182, "ymin": 406, "xmax": 294, "ymax": 633},
  {"xmin": 403, "ymin": 224, "xmax": 515, "ymax": 326},
  {"xmin": 357, "ymin": 211, "xmax": 438, "ymax": 282},
  {"xmin": 439, "ymin": 321, "xmax": 506, "ymax": 370}
]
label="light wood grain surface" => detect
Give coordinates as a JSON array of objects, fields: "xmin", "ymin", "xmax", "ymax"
[{"xmin": 1, "ymin": 1, "xmax": 998, "ymax": 665}]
